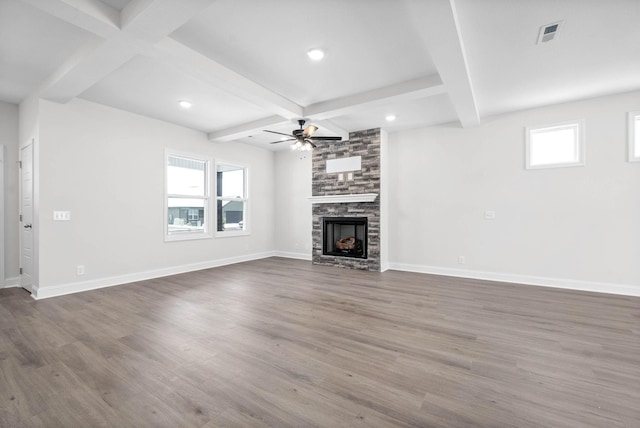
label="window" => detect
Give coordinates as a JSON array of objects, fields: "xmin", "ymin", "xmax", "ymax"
[
  {"xmin": 525, "ymin": 120, "xmax": 585, "ymax": 169},
  {"xmin": 216, "ymin": 162, "xmax": 248, "ymax": 236},
  {"xmin": 629, "ymin": 112, "xmax": 640, "ymax": 162},
  {"xmin": 165, "ymin": 151, "xmax": 211, "ymax": 241}
]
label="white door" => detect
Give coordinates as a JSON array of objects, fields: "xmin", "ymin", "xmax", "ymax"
[{"xmin": 20, "ymin": 144, "xmax": 34, "ymax": 292}]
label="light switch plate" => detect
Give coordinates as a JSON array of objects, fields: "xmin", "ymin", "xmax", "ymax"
[
  {"xmin": 53, "ymin": 211, "xmax": 71, "ymax": 221},
  {"xmin": 484, "ymin": 210, "xmax": 496, "ymax": 220}
]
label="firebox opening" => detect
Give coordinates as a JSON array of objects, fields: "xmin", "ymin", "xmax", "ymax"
[{"xmin": 323, "ymin": 217, "xmax": 368, "ymax": 259}]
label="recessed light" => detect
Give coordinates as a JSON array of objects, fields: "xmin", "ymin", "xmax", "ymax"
[
  {"xmin": 385, "ymin": 114, "xmax": 396, "ymax": 122},
  {"xmin": 307, "ymin": 48, "xmax": 325, "ymax": 61},
  {"xmin": 178, "ymin": 100, "xmax": 192, "ymax": 109}
]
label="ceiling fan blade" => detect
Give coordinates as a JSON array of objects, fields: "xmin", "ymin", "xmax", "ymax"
[
  {"xmin": 302, "ymin": 125, "xmax": 318, "ymax": 137},
  {"xmin": 269, "ymin": 138, "xmax": 296, "ymax": 144},
  {"xmin": 309, "ymin": 136, "xmax": 342, "ymax": 141},
  {"xmin": 264, "ymin": 130, "xmax": 294, "ymax": 137}
]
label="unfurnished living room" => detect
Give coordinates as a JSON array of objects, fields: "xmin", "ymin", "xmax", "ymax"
[{"xmin": 1, "ymin": 0, "xmax": 639, "ymax": 427}]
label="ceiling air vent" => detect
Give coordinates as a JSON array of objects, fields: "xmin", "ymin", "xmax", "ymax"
[{"xmin": 537, "ymin": 21, "xmax": 563, "ymax": 44}]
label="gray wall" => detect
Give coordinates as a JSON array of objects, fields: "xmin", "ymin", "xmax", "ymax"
[
  {"xmin": 273, "ymin": 150, "xmax": 312, "ymax": 258},
  {"xmin": 388, "ymin": 90, "xmax": 640, "ymax": 293},
  {"xmin": 34, "ymin": 98, "xmax": 275, "ymax": 295}
]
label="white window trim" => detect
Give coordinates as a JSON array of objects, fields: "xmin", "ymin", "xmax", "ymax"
[
  {"xmin": 525, "ymin": 119, "xmax": 585, "ymax": 170},
  {"xmin": 164, "ymin": 149, "xmax": 213, "ymax": 242},
  {"xmin": 215, "ymin": 160, "xmax": 250, "ymax": 238},
  {"xmin": 628, "ymin": 111, "xmax": 640, "ymax": 162}
]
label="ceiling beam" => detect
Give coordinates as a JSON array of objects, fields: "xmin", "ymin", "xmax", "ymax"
[
  {"xmin": 18, "ymin": 0, "xmax": 120, "ymax": 38},
  {"xmin": 410, "ymin": 0, "xmax": 480, "ymax": 127},
  {"xmin": 155, "ymin": 38, "xmax": 304, "ymax": 120},
  {"xmin": 121, "ymin": 0, "xmax": 215, "ymax": 43},
  {"xmin": 35, "ymin": 35, "xmax": 140, "ymax": 103},
  {"xmin": 309, "ymin": 119, "xmax": 349, "ymax": 142},
  {"xmin": 303, "ymin": 74, "xmax": 445, "ymax": 120},
  {"xmin": 207, "ymin": 75, "xmax": 442, "ymax": 141},
  {"xmin": 27, "ymin": 0, "xmax": 217, "ymax": 103},
  {"xmin": 208, "ymin": 115, "xmax": 289, "ymax": 142}
]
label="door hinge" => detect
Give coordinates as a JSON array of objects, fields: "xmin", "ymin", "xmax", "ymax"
[
  {"xmin": 20, "ymin": 214, "xmax": 23, "ymax": 222},
  {"xmin": 18, "ymin": 161, "xmax": 22, "ymax": 168},
  {"xmin": 20, "ymin": 268, "xmax": 23, "ymax": 275}
]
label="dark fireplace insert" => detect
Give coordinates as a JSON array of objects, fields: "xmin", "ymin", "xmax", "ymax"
[{"xmin": 323, "ymin": 217, "xmax": 368, "ymax": 259}]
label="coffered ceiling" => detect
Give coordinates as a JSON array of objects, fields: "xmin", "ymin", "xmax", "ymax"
[{"xmin": 1, "ymin": 0, "xmax": 639, "ymax": 150}]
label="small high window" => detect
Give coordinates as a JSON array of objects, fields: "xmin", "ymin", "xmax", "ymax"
[
  {"xmin": 629, "ymin": 112, "xmax": 640, "ymax": 162},
  {"xmin": 526, "ymin": 120, "xmax": 585, "ymax": 169},
  {"xmin": 216, "ymin": 162, "xmax": 248, "ymax": 237},
  {"xmin": 165, "ymin": 151, "xmax": 212, "ymax": 241}
]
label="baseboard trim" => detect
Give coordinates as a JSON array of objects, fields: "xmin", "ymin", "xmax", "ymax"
[
  {"xmin": 388, "ymin": 263, "xmax": 640, "ymax": 297},
  {"xmin": 272, "ymin": 251, "xmax": 312, "ymax": 261},
  {"xmin": 32, "ymin": 251, "xmax": 276, "ymax": 300},
  {"xmin": 2, "ymin": 277, "xmax": 19, "ymax": 289}
]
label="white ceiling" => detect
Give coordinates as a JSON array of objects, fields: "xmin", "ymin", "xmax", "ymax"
[{"xmin": 1, "ymin": 0, "xmax": 639, "ymax": 150}]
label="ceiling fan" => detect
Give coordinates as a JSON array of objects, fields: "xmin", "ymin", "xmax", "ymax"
[{"xmin": 264, "ymin": 119, "xmax": 342, "ymax": 151}]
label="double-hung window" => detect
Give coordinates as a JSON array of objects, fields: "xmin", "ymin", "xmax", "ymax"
[
  {"xmin": 525, "ymin": 120, "xmax": 585, "ymax": 169},
  {"xmin": 216, "ymin": 162, "xmax": 248, "ymax": 236},
  {"xmin": 165, "ymin": 151, "xmax": 211, "ymax": 241},
  {"xmin": 629, "ymin": 112, "xmax": 640, "ymax": 162}
]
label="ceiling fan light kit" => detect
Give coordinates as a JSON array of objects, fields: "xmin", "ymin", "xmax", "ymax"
[{"xmin": 265, "ymin": 119, "xmax": 342, "ymax": 151}]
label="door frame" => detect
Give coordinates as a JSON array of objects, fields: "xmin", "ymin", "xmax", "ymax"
[{"xmin": 0, "ymin": 144, "xmax": 4, "ymax": 287}]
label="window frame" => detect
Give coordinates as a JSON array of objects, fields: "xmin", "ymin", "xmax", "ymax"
[
  {"xmin": 214, "ymin": 160, "xmax": 250, "ymax": 238},
  {"xmin": 525, "ymin": 119, "xmax": 585, "ymax": 170},
  {"xmin": 629, "ymin": 111, "xmax": 640, "ymax": 162},
  {"xmin": 164, "ymin": 149, "xmax": 213, "ymax": 242}
]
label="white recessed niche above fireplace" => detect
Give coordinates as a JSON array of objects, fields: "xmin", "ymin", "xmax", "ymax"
[{"xmin": 326, "ymin": 156, "xmax": 361, "ymax": 173}]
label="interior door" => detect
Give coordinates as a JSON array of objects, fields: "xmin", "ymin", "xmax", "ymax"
[{"xmin": 20, "ymin": 144, "xmax": 33, "ymax": 292}]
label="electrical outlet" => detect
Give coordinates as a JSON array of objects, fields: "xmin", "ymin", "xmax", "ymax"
[
  {"xmin": 458, "ymin": 256, "xmax": 466, "ymax": 265},
  {"xmin": 76, "ymin": 265, "xmax": 85, "ymax": 276},
  {"xmin": 484, "ymin": 210, "xmax": 496, "ymax": 220}
]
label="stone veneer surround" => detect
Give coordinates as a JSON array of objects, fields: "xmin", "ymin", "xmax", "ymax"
[{"xmin": 312, "ymin": 128, "xmax": 381, "ymax": 271}]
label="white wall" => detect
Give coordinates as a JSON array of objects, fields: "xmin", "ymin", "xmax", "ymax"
[
  {"xmin": 273, "ymin": 149, "xmax": 312, "ymax": 259},
  {"xmin": 35, "ymin": 98, "xmax": 275, "ymax": 298},
  {"xmin": 0, "ymin": 101, "xmax": 19, "ymax": 286},
  {"xmin": 388, "ymin": 90, "xmax": 640, "ymax": 295}
]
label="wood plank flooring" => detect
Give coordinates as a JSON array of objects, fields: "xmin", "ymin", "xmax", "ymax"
[{"xmin": 1, "ymin": 257, "xmax": 639, "ymax": 427}]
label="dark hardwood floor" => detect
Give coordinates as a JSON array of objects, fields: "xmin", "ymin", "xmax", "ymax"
[{"xmin": 1, "ymin": 257, "xmax": 639, "ymax": 427}]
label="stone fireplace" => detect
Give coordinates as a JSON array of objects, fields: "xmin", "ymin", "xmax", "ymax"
[
  {"xmin": 310, "ymin": 128, "xmax": 383, "ymax": 271},
  {"xmin": 323, "ymin": 217, "xmax": 368, "ymax": 259}
]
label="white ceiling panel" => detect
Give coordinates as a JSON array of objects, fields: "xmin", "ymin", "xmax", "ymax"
[
  {"xmin": 80, "ymin": 55, "xmax": 272, "ymax": 133},
  {"xmin": 457, "ymin": 0, "xmax": 640, "ymax": 117},
  {"xmin": 171, "ymin": 0, "xmax": 438, "ymax": 106},
  {"xmin": 0, "ymin": 0, "xmax": 98, "ymax": 103},
  {"xmin": 329, "ymin": 93, "xmax": 459, "ymax": 135}
]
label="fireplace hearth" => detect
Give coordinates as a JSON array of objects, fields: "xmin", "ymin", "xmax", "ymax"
[{"xmin": 323, "ymin": 217, "xmax": 367, "ymax": 259}]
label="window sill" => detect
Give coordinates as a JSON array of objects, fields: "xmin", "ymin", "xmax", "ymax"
[
  {"xmin": 215, "ymin": 230, "xmax": 250, "ymax": 238},
  {"xmin": 526, "ymin": 161, "xmax": 585, "ymax": 170},
  {"xmin": 165, "ymin": 232, "xmax": 212, "ymax": 242}
]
